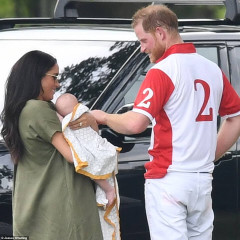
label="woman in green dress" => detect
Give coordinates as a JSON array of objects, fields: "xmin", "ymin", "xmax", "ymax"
[{"xmin": 1, "ymin": 50, "xmax": 103, "ymax": 240}]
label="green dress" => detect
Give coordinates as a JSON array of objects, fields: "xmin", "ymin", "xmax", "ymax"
[{"xmin": 13, "ymin": 100, "xmax": 103, "ymax": 240}]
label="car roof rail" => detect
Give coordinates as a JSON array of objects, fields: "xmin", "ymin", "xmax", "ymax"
[
  {"xmin": 54, "ymin": 0, "xmax": 240, "ymax": 23},
  {"xmin": 0, "ymin": 17, "xmax": 133, "ymax": 30},
  {"xmin": 54, "ymin": 0, "xmax": 152, "ymax": 18}
]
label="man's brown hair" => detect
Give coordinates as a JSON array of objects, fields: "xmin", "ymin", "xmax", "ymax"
[{"xmin": 132, "ymin": 4, "xmax": 178, "ymax": 34}]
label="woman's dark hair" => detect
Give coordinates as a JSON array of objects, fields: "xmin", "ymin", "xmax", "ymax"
[{"xmin": 0, "ymin": 50, "xmax": 57, "ymax": 164}]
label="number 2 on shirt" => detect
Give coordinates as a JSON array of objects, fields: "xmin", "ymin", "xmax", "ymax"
[
  {"xmin": 194, "ymin": 79, "xmax": 213, "ymax": 122},
  {"xmin": 137, "ymin": 88, "xmax": 153, "ymax": 108},
  {"xmin": 137, "ymin": 81, "xmax": 213, "ymax": 122}
]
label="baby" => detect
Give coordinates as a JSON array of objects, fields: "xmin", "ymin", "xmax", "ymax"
[{"xmin": 55, "ymin": 93, "xmax": 118, "ymax": 207}]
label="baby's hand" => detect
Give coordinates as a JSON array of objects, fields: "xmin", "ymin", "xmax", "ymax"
[{"xmin": 105, "ymin": 187, "xmax": 116, "ymax": 207}]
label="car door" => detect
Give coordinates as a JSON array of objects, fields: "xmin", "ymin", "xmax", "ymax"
[
  {"xmin": 95, "ymin": 43, "xmax": 239, "ymax": 240},
  {"xmin": 94, "ymin": 49, "xmax": 151, "ymax": 240},
  {"xmin": 0, "ymin": 141, "xmax": 13, "ymax": 236},
  {"xmin": 221, "ymin": 42, "xmax": 240, "ymax": 239},
  {"xmin": 193, "ymin": 43, "xmax": 239, "ymax": 239},
  {"xmin": 208, "ymin": 42, "xmax": 239, "ymax": 240}
]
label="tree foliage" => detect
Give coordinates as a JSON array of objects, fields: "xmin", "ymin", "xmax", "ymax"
[
  {"xmin": 0, "ymin": 0, "xmax": 15, "ymax": 17},
  {"xmin": 170, "ymin": 5, "xmax": 225, "ymax": 19},
  {"xmin": 0, "ymin": 0, "xmax": 226, "ymax": 19},
  {"xmin": 0, "ymin": 0, "xmax": 56, "ymax": 18}
]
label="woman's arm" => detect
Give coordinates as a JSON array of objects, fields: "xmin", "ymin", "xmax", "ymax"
[{"xmin": 51, "ymin": 131, "xmax": 73, "ymax": 163}]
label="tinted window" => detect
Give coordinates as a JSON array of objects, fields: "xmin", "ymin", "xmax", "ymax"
[
  {"xmin": 56, "ymin": 41, "xmax": 139, "ymax": 107},
  {"xmin": 0, "ymin": 40, "xmax": 138, "ymax": 120},
  {"xmin": 228, "ymin": 46, "xmax": 240, "ymax": 95},
  {"xmin": 196, "ymin": 47, "xmax": 219, "ymax": 65}
]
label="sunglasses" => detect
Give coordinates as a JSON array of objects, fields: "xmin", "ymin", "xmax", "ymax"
[{"xmin": 46, "ymin": 73, "xmax": 60, "ymax": 81}]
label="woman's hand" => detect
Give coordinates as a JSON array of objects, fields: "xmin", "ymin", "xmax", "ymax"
[{"xmin": 68, "ymin": 112, "xmax": 99, "ymax": 132}]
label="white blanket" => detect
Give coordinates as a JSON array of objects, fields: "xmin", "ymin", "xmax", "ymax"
[{"xmin": 62, "ymin": 103, "xmax": 121, "ymax": 240}]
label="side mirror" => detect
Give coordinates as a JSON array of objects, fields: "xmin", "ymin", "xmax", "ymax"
[
  {"xmin": 116, "ymin": 103, "xmax": 133, "ymax": 114},
  {"xmin": 100, "ymin": 103, "xmax": 151, "ymax": 153}
]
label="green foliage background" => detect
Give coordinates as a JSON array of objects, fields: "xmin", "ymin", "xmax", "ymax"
[
  {"xmin": 0, "ymin": 0, "xmax": 56, "ymax": 17},
  {"xmin": 172, "ymin": 5, "xmax": 225, "ymax": 19},
  {"xmin": 0, "ymin": 0, "xmax": 226, "ymax": 18},
  {"xmin": 0, "ymin": 0, "xmax": 15, "ymax": 17}
]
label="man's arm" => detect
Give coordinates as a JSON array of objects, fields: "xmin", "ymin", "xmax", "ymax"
[
  {"xmin": 91, "ymin": 110, "xmax": 150, "ymax": 135},
  {"xmin": 215, "ymin": 115, "xmax": 240, "ymax": 161}
]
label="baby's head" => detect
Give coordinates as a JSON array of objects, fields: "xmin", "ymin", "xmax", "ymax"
[{"xmin": 55, "ymin": 93, "xmax": 78, "ymax": 117}]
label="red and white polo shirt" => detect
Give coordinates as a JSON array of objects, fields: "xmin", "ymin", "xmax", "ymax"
[{"xmin": 133, "ymin": 43, "xmax": 240, "ymax": 179}]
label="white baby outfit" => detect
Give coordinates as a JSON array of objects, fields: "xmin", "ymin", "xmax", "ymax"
[{"xmin": 62, "ymin": 103, "xmax": 121, "ymax": 240}]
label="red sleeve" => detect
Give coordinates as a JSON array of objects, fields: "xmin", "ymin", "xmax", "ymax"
[
  {"xmin": 219, "ymin": 72, "xmax": 240, "ymax": 116},
  {"xmin": 133, "ymin": 68, "xmax": 174, "ymax": 119}
]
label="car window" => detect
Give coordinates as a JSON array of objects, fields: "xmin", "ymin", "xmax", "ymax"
[
  {"xmin": 0, "ymin": 40, "xmax": 138, "ymax": 112},
  {"xmin": 196, "ymin": 47, "xmax": 219, "ymax": 65},
  {"xmin": 228, "ymin": 46, "xmax": 240, "ymax": 95},
  {"xmin": 227, "ymin": 45, "xmax": 240, "ymax": 153},
  {"xmin": 124, "ymin": 75, "xmax": 145, "ymax": 105},
  {"xmin": 0, "ymin": 141, "xmax": 13, "ymax": 193},
  {"xmin": 55, "ymin": 41, "xmax": 139, "ymax": 107}
]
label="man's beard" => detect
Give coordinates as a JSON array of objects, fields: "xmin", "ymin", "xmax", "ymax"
[{"xmin": 149, "ymin": 41, "xmax": 165, "ymax": 63}]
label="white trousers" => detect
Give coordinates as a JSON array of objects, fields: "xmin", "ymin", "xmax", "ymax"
[{"xmin": 145, "ymin": 172, "xmax": 214, "ymax": 240}]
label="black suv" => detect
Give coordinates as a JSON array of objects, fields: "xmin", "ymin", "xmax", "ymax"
[{"xmin": 0, "ymin": 0, "xmax": 240, "ymax": 239}]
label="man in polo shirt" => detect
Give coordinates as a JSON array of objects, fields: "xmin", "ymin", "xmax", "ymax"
[{"xmin": 90, "ymin": 5, "xmax": 240, "ymax": 240}]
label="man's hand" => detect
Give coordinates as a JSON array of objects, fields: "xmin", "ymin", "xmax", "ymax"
[
  {"xmin": 68, "ymin": 112, "xmax": 99, "ymax": 132},
  {"xmin": 90, "ymin": 110, "xmax": 108, "ymax": 125}
]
